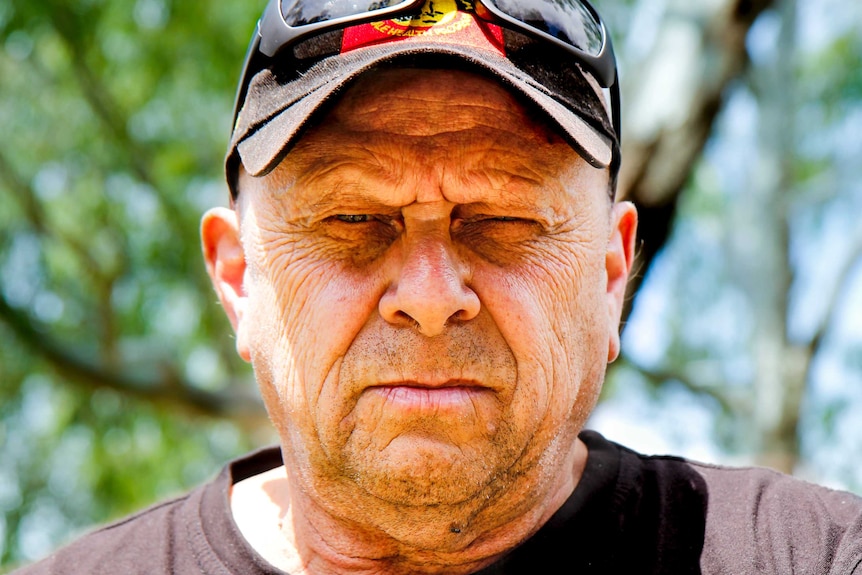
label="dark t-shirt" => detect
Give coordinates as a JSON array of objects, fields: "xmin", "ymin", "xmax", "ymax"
[{"xmin": 15, "ymin": 431, "xmax": 862, "ymax": 574}]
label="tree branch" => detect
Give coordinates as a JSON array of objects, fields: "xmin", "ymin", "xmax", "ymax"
[
  {"xmin": 618, "ymin": 353, "xmax": 739, "ymax": 415},
  {"xmin": 809, "ymin": 242, "xmax": 862, "ymax": 358},
  {"xmin": 0, "ymin": 289, "xmax": 266, "ymax": 423}
]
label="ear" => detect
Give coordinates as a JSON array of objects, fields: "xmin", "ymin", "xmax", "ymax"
[
  {"xmin": 605, "ymin": 201, "xmax": 638, "ymax": 363},
  {"xmin": 201, "ymin": 207, "xmax": 251, "ymax": 362}
]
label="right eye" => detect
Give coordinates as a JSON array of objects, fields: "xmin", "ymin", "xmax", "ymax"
[
  {"xmin": 333, "ymin": 214, "xmax": 372, "ymax": 223},
  {"xmin": 319, "ymin": 214, "xmax": 402, "ymax": 263}
]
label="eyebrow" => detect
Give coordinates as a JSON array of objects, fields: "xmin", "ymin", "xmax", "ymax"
[
  {"xmin": 306, "ymin": 183, "xmax": 407, "ymax": 214},
  {"xmin": 277, "ymin": 156, "xmax": 404, "ymax": 205}
]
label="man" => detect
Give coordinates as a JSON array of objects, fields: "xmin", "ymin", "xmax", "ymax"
[{"xmin": 16, "ymin": 0, "xmax": 862, "ymax": 573}]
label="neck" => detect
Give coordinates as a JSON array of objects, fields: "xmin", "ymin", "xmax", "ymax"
[{"xmin": 231, "ymin": 438, "xmax": 589, "ymax": 575}]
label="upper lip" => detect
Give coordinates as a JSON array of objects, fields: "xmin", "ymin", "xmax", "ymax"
[{"xmin": 370, "ymin": 378, "xmax": 485, "ymax": 390}]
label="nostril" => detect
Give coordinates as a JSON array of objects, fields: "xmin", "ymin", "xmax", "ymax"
[
  {"xmin": 450, "ymin": 309, "xmax": 469, "ymax": 323},
  {"xmin": 393, "ymin": 310, "xmax": 420, "ymax": 330}
]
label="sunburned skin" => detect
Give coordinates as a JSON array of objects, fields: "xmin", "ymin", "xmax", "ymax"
[{"xmin": 203, "ymin": 67, "xmax": 637, "ymax": 575}]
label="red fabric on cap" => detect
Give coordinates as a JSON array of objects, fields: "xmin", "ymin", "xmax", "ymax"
[{"xmin": 341, "ymin": 1, "xmax": 505, "ymax": 55}]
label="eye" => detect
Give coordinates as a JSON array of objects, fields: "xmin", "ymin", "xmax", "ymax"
[
  {"xmin": 451, "ymin": 215, "xmax": 528, "ymax": 230},
  {"xmin": 451, "ymin": 214, "xmax": 542, "ymax": 256},
  {"xmin": 334, "ymin": 214, "xmax": 371, "ymax": 223}
]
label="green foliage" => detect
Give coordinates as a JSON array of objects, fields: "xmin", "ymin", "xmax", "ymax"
[{"xmin": 0, "ymin": 0, "xmax": 270, "ymax": 568}]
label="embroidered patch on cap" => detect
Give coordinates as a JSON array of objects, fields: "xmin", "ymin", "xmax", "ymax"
[{"xmin": 341, "ymin": 0, "xmax": 505, "ymax": 55}]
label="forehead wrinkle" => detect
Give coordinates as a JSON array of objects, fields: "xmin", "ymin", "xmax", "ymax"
[
  {"xmin": 273, "ymin": 145, "xmax": 405, "ymax": 206},
  {"xmin": 341, "ymin": 100, "xmax": 540, "ymax": 139},
  {"xmin": 330, "ymin": 68, "xmax": 565, "ymax": 142},
  {"xmin": 436, "ymin": 138, "xmax": 582, "ymax": 206}
]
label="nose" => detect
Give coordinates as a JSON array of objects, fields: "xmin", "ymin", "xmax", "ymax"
[{"xmin": 379, "ymin": 235, "xmax": 480, "ymax": 337}]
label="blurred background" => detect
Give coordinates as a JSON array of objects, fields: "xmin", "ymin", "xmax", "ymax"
[{"xmin": 0, "ymin": 0, "xmax": 860, "ymax": 570}]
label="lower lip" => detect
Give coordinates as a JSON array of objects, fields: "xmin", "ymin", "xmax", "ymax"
[{"xmin": 369, "ymin": 385, "xmax": 489, "ymax": 411}]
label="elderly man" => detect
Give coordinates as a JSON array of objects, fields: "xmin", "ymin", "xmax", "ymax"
[{"xmin": 16, "ymin": 0, "xmax": 862, "ymax": 574}]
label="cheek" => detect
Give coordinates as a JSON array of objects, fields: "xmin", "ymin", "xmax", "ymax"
[
  {"xmin": 475, "ymin": 242, "xmax": 608, "ymax": 428},
  {"xmin": 247, "ymin": 237, "xmax": 385, "ymax": 431}
]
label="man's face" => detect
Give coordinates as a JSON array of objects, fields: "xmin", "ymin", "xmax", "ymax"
[{"xmin": 204, "ymin": 68, "xmax": 635, "ymax": 508}]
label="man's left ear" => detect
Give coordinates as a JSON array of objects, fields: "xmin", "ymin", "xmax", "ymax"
[
  {"xmin": 201, "ymin": 207, "xmax": 251, "ymax": 362},
  {"xmin": 605, "ymin": 201, "xmax": 638, "ymax": 363}
]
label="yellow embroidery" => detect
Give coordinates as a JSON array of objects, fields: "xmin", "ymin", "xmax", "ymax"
[{"xmin": 371, "ymin": 0, "xmax": 474, "ymax": 38}]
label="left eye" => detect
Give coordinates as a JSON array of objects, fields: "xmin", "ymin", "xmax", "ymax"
[
  {"xmin": 334, "ymin": 214, "xmax": 371, "ymax": 223},
  {"xmin": 453, "ymin": 216, "xmax": 522, "ymax": 228}
]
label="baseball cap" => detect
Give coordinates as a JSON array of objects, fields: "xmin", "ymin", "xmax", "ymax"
[{"xmin": 226, "ymin": 0, "xmax": 619, "ymax": 198}]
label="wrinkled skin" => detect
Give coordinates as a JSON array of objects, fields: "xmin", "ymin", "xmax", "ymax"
[{"xmin": 202, "ymin": 68, "xmax": 637, "ymax": 574}]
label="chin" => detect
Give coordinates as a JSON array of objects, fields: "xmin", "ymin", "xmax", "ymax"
[{"xmin": 341, "ymin": 434, "xmax": 523, "ymax": 507}]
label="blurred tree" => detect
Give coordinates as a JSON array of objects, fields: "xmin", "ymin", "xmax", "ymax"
[
  {"xmin": 614, "ymin": 0, "xmax": 776, "ymax": 317},
  {"xmin": 600, "ymin": 0, "xmax": 862, "ymax": 486}
]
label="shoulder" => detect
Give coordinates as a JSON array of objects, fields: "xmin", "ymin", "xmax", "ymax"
[
  {"xmin": 583, "ymin": 432, "xmax": 862, "ymax": 574},
  {"xmin": 11, "ymin": 492, "xmax": 195, "ymax": 575},
  {"xmin": 11, "ymin": 446, "xmax": 285, "ymax": 575},
  {"xmin": 689, "ymin": 461, "xmax": 862, "ymax": 574},
  {"xmin": 596, "ymin": 432, "xmax": 862, "ymax": 527},
  {"xmin": 691, "ymin": 459, "xmax": 862, "ymax": 520}
]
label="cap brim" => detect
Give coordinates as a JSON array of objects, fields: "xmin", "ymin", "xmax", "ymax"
[{"xmin": 233, "ymin": 41, "xmax": 613, "ymax": 179}]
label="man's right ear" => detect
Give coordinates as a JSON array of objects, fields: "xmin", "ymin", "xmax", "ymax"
[{"xmin": 201, "ymin": 207, "xmax": 251, "ymax": 362}]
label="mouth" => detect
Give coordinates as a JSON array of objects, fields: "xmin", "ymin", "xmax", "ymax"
[{"xmin": 366, "ymin": 380, "xmax": 493, "ymax": 412}]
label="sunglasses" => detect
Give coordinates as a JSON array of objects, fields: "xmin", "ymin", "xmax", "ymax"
[{"xmin": 231, "ymin": 0, "xmax": 620, "ymax": 139}]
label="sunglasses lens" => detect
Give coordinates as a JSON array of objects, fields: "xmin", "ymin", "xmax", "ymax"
[
  {"xmin": 488, "ymin": 0, "xmax": 604, "ymax": 56},
  {"xmin": 281, "ymin": 0, "xmax": 410, "ymax": 27}
]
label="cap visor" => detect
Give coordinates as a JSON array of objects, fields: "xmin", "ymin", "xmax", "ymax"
[{"xmin": 235, "ymin": 41, "xmax": 613, "ymax": 177}]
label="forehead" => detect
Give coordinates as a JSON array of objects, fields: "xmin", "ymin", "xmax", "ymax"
[
  {"xmin": 242, "ymin": 67, "xmax": 607, "ymax": 210},
  {"xmin": 318, "ymin": 67, "xmax": 564, "ymax": 138}
]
